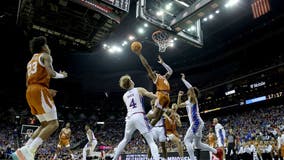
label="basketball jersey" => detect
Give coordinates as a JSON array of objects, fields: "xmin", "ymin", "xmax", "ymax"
[
  {"xmin": 27, "ymin": 53, "xmax": 51, "ymax": 88},
  {"xmin": 60, "ymin": 128, "xmax": 70, "ymax": 140},
  {"xmin": 165, "ymin": 114, "xmax": 177, "ymax": 131},
  {"xmin": 215, "ymin": 123, "xmax": 225, "ymax": 139},
  {"xmin": 209, "ymin": 133, "xmax": 215, "ymax": 145},
  {"xmin": 87, "ymin": 129, "xmax": 96, "ymax": 141},
  {"xmin": 154, "ymin": 74, "xmax": 170, "ymax": 91},
  {"xmin": 185, "ymin": 100, "xmax": 203, "ymax": 126},
  {"xmin": 123, "ymin": 88, "xmax": 145, "ymax": 117}
]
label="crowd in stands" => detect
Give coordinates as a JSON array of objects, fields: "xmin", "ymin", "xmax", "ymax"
[{"xmin": 0, "ymin": 104, "xmax": 283, "ymax": 159}]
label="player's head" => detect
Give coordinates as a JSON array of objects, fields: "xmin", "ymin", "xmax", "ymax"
[
  {"xmin": 66, "ymin": 122, "xmax": 70, "ymax": 128},
  {"xmin": 187, "ymin": 87, "xmax": 200, "ymax": 98},
  {"xmin": 119, "ymin": 75, "xmax": 134, "ymax": 90},
  {"xmin": 213, "ymin": 118, "xmax": 218, "ymax": 125},
  {"xmin": 30, "ymin": 36, "xmax": 50, "ymax": 54},
  {"xmin": 229, "ymin": 128, "xmax": 233, "ymax": 134},
  {"xmin": 85, "ymin": 124, "xmax": 90, "ymax": 131}
]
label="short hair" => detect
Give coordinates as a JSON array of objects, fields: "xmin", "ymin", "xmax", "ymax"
[
  {"xmin": 119, "ymin": 75, "xmax": 131, "ymax": 89},
  {"xmin": 30, "ymin": 36, "xmax": 47, "ymax": 54}
]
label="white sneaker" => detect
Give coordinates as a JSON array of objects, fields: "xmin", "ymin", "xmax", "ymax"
[{"xmin": 20, "ymin": 146, "xmax": 35, "ymax": 160}]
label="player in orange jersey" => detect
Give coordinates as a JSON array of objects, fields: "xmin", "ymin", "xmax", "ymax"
[
  {"xmin": 52, "ymin": 122, "xmax": 74, "ymax": 160},
  {"xmin": 12, "ymin": 36, "xmax": 67, "ymax": 160},
  {"xmin": 164, "ymin": 103, "xmax": 184, "ymax": 157},
  {"xmin": 135, "ymin": 52, "xmax": 173, "ymax": 126}
]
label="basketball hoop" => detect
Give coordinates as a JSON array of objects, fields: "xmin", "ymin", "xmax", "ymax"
[{"xmin": 152, "ymin": 30, "xmax": 170, "ymax": 53}]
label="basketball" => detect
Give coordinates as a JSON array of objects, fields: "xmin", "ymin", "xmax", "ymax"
[{"xmin": 131, "ymin": 41, "xmax": 142, "ymax": 54}]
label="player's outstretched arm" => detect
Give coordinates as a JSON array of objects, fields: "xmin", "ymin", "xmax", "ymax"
[
  {"xmin": 177, "ymin": 91, "xmax": 186, "ymax": 108},
  {"xmin": 137, "ymin": 87, "xmax": 157, "ymax": 99},
  {"xmin": 41, "ymin": 53, "xmax": 68, "ymax": 79},
  {"xmin": 181, "ymin": 73, "xmax": 192, "ymax": 89},
  {"xmin": 158, "ymin": 55, "xmax": 173, "ymax": 79},
  {"xmin": 175, "ymin": 114, "xmax": 182, "ymax": 127},
  {"xmin": 138, "ymin": 54, "xmax": 156, "ymax": 81}
]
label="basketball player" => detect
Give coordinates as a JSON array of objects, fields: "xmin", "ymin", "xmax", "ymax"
[
  {"xmin": 83, "ymin": 124, "xmax": 98, "ymax": 160},
  {"xmin": 147, "ymin": 99, "xmax": 167, "ymax": 159},
  {"xmin": 12, "ymin": 36, "xmax": 67, "ymax": 160},
  {"xmin": 213, "ymin": 118, "xmax": 226, "ymax": 160},
  {"xmin": 112, "ymin": 75, "xmax": 159, "ymax": 160},
  {"xmin": 164, "ymin": 103, "xmax": 184, "ymax": 157},
  {"xmin": 52, "ymin": 122, "xmax": 74, "ymax": 160},
  {"xmin": 177, "ymin": 73, "xmax": 222, "ymax": 160},
  {"xmin": 208, "ymin": 128, "xmax": 216, "ymax": 148},
  {"xmin": 135, "ymin": 51, "xmax": 173, "ymax": 126}
]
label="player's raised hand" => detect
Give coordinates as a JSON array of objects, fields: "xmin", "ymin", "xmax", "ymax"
[
  {"xmin": 60, "ymin": 70, "xmax": 68, "ymax": 78},
  {"xmin": 180, "ymin": 73, "xmax": 185, "ymax": 79},
  {"xmin": 157, "ymin": 55, "xmax": 164, "ymax": 64}
]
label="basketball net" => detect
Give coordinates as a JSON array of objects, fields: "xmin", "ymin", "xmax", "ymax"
[{"xmin": 152, "ymin": 30, "xmax": 170, "ymax": 53}]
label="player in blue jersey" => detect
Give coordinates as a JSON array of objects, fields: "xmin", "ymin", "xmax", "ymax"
[{"xmin": 177, "ymin": 73, "xmax": 223, "ymax": 160}]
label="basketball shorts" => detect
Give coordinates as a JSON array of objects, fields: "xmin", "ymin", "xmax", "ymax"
[
  {"xmin": 156, "ymin": 91, "xmax": 170, "ymax": 109},
  {"xmin": 58, "ymin": 139, "xmax": 70, "ymax": 148},
  {"xmin": 167, "ymin": 131, "xmax": 180, "ymax": 141},
  {"xmin": 152, "ymin": 126, "xmax": 166, "ymax": 142},
  {"xmin": 26, "ymin": 84, "xmax": 57, "ymax": 122},
  {"xmin": 125, "ymin": 113, "xmax": 151, "ymax": 135}
]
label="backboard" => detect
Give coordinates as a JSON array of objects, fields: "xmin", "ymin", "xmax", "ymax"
[{"xmin": 136, "ymin": 0, "xmax": 228, "ymax": 48}]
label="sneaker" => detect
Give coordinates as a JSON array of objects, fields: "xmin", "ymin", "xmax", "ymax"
[{"xmin": 20, "ymin": 146, "xmax": 35, "ymax": 160}]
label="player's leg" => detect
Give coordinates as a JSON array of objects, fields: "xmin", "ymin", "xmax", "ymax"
[
  {"xmin": 82, "ymin": 142, "xmax": 89, "ymax": 160},
  {"xmin": 112, "ymin": 119, "xmax": 135, "ymax": 160},
  {"xmin": 193, "ymin": 136, "xmax": 217, "ymax": 154},
  {"xmin": 160, "ymin": 142, "xmax": 167, "ymax": 159},
  {"xmin": 52, "ymin": 145, "xmax": 61, "ymax": 160},
  {"xmin": 184, "ymin": 128, "xmax": 195, "ymax": 160},
  {"xmin": 135, "ymin": 114, "xmax": 159, "ymax": 160},
  {"xmin": 159, "ymin": 127, "xmax": 167, "ymax": 159},
  {"xmin": 171, "ymin": 135, "xmax": 184, "ymax": 157},
  {"xmin": 28, "ymin": 87, "xmax": 59, "ymax": 153}
]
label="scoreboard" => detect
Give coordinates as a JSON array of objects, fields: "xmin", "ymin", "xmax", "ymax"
[{"xmin": 101, "ymin": 0, "xmax": 130, "ymax": 12}]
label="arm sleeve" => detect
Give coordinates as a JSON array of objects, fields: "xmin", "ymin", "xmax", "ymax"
[
  {"xmin": 162, "ymin": 62, "xmax": 173, "ymax": 75},
  {"xmin": 182, "ymin": 78, "xmax": 192, "ymax": 89}
]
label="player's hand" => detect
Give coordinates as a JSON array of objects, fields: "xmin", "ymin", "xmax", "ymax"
[
  {"xmin": 49, "ymin": 89, "xmax": 57, "ymax": 97},
  {"xmin": 157, "ymin": 55, "xmax": 164, "ymax": 64},
  {"xmin": 59, "ymin": 70, "xmax": 68, "ymax": 78},
  {"xmin": 180, "ymin": 73, "xmax": 185, "ymax": 79},
  {"xmin": 178, "ymin": 91, "xmax": 184, "ymax": 96}
]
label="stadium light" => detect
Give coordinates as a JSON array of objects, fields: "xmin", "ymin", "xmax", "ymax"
[
  {"xmin": 103, "ymin": 43, "xmax": 108, "ymax": 49},
  {"xmin": 209, "ymin": 14, "xmax": 214, "ymax": 19},
  {"xmin": 225, "ymin": 0, "xmax": 239, "ymax": 8},
  {"xmin": 138, "ymin": 27, "xmax": 145, "ymax": 34},
  {"xmin": 215, "ymin": 10, "xmax": 220, "ymax": 14},
  {"xmin": 169, "ymin": 42, "xmax": 174, "ymax": 47},
  {"xmin": 122, "ymin": 41, "xmax": 128, "ymax": 46},
  {"xmin": 128, "ymin": 35, "xmax": 135, "ymax": 41},
  {"xmin": 144, "ymin": 23, "xmax": 149, "ymax": 27},
  {"xmin": 174, "ymin": 37, "xmax": 178, "ymax": 41},
  {"xmin": 156, "ymin": 10, "xmax": 164, "ymax": 16},
  {"xmin": 165, "ymin": 3, "xmax": 173, "ymax": 10},
  {"xmin": 190, "ymin": 26, "xmax": 196, "ymax": 31},
  {"xmin": 203, "ymin": 17, "xmax": 208, "ymax": 22},
  {"xmin": 108, "ymin": 45, "xmax": 122, "ymax": 54}
]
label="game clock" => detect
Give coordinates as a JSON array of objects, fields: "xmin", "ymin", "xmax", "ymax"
[{"xmin": 102, "ymin": 0, "xmax": 130, "ymax": 12}]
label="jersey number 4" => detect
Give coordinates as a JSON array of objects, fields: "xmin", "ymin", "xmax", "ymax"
[
  {"xmin": 27, "ymin": 62, "xmax": 38, "ymax": 76},
  {"xmin": 129, "ymin": 98, "xmax": 137, "ymax": 108}
]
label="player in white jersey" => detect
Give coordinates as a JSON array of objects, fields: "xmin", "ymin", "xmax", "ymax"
[
  {"xmin": 82, "ymin": 124, "xmax": 98, "ymax": 160},
  {"xmin": 213, "ymin": 118, "xmax": 226, "ymax": 160},
  {"xmin": 112, "ymin": 75, "xmax": 159, "ymax": 160},
  {"xmin": 147, "ymin": 100, "xmax": 167, "ymax": 159},
  {"xmin": 177, "ymin": 73, "xmax": 223, "ymax": 160},
  {"xmin": 278, "ymin": 130, "xmax": 284, "ymax": 158}
]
